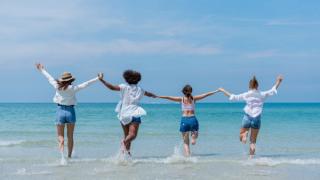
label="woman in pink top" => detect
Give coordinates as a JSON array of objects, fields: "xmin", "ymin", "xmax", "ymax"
[
  {"xmin": 219, "ymin": 75, "xmax": 283, "ymax": 158},
  {"xmin": 158, "ymin": 85, "xmax": 219, "ymax": 156}
]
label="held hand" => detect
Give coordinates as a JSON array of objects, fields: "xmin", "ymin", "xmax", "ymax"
[
  {"xmin": 98, "ymin": 72, "xmax": 104, "ymax": 80},
  {"xmin": 35, "ymin": 63, "xmax": 44, "ymax": 71},
  {"xmin": 218, "ymin": 88, "xmax": 225, "ymax": 92}
]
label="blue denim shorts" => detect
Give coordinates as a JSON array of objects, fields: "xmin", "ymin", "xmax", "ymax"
[
  {"xmin": 242, "ymin": 114, "xmax": 261, "ymax": 129},
  {"xmin": 131, "ymin": 116, "xmax": 141, "ymax": 124},
  {"xmin": 56, "ymin": 104, "xmax": 76, "ymax": 125},
  {"xmin": 180, "ymin": 116, "xmax": 199, "ymax": 132}
]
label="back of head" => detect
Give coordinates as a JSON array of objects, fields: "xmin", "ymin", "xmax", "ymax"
[
  {"xmin": 57, "ymin": 79, "xmax": 74, "ymax": 91},
  {"xmin": 123, "ymin": 70, "xmax": 141, "ymax": 85},
  {"xmin": 249, "ymin": 76, "xmax": 259, "ymax": 90},
  {"xmin": 182, "ymin": 84, "xmax": 193, "ymax": 100}
]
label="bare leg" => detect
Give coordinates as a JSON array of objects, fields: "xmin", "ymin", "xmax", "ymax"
[
  {"xmin": 66, "ymin": 123, "xmax": 75, "ymax": 158},
  {"xmin": 124, "ymin": 123, "xmax": 140, "ymax": 153},
  {"xmin": 182, "ymin": 132, "xmax": 190, "ymax": 156},
  {"xmin": 191, "ymin": 131, "xmax": 198, "ymax": 145},
  {"xmin": 121, "ymin": 124, "xmax": 129, "ymax": 152},
  {"xmin": 239, "ymin": 128, "xmax": 249, "ymax": 144},
  {"xmin": 249, "ymin": 128, "xmax": 259, "ymax": 158},
  {"xmin": 56, "ymin": 125, "xmax": 65, "ymax": 153}
]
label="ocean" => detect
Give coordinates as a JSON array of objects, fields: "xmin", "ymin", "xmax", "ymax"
[{"xmin": 0, "ymin": 103, "xmax": 319, "ymax": 180}]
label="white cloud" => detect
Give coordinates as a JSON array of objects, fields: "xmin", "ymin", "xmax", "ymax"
[{"xmin": 245, "ymin": 50, "xmax": 320, "ymax": 59}]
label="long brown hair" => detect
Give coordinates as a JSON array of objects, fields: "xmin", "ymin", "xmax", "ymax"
[
  {"xmin": 249, "ymin": 76, "xmax": 259, "ymax": 90},
  {"xmin": 57, "ymin": 79, "xmax": 74, "ymax": 91},
  {"xmin": 182, "ymin": 85, "xmax": 193, "ymax": 101}
]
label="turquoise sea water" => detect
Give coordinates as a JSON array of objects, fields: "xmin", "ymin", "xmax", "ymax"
[{"xmin": 0, "ymin": 103, "xmax": 320, "ymax": 180}]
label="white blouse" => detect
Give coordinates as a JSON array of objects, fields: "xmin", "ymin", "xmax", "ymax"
[
  {"xmin": 40, "ymin": 69, "xmax": 98, "ymax": 105},
  {"xmin": 115, "ymin": 83, "xmax": 146, "ymax": 125},
  {"xmin": 229, "ymin": 86, "xmax": 278, "ymax": 117}
]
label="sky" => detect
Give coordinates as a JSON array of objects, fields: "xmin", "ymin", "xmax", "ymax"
[{"xmin": 0, "ymin": 0, "xmax": 319, "ymax": 103}]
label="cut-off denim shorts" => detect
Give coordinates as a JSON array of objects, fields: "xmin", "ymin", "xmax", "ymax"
[
  {"xmin": 180, "ymin": 116, "xmax": 199, "ymax": 133},
  {"xmin": 131, "ymin": 116, "xmax": 141, "ymax": 124},
  {"xmin": 242, "ymin": 114, "xmax": 261, "ymax": 129},
  {"xmin": 56, "ymin": 104, "xmax": 76, "ymax": 125}
]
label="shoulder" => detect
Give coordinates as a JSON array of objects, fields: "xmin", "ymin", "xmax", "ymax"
[{"xmin": 119, "ymin": 83, "xmax": 128, "ymax": 90}]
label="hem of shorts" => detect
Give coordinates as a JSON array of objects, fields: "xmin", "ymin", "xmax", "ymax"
[{"xmin": 55, "ymin": 122, "xmax": 76, "ymax": 125}]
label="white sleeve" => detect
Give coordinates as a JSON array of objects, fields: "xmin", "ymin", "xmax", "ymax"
[
  {"xmin": 74, "ymin": 77, "xmax": 99, "ymax": 92},
  {"xmin": 229, "ymin": 92, "xmax": 247, "ymax": 101},
  {"xmin": 40, "ymin": 69, "xmax": 58, "ymax": 89},
  {"xmin": 119, "ymin": 84, "xmax": 127, "ymax": 92},
  {"xmin": 261, "ymin": 85, "xmax": 278, "ymax": 98}
]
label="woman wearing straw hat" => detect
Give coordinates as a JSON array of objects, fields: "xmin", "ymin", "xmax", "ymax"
[{"xmin": 36, "ymin": 63, "xmax": 100, "ymax": 164}]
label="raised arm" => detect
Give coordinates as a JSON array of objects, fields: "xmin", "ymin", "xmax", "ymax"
[
  {"xmin": 219, "ymin": 88, "xmax": 247, "ymax": 101},
  {"xmin": 157, "ymin": 96, "xmax": 182, "ymax": 102},
  {"xmin": 193, "ymin": 90, "xmax": 219, "ymax": 101},
  {"xmin": 35, "ymin": 63, "xmax": 58, "ymax": 89},
  {"xmin": 274, "ymin": 75, "xmax": 283, "ymax": 89},
  {"xmin": 219, "ymin": 88, "xmax": 231, "ymax": 97},
  {"xmin": 74, "ymin": 76, "xmax": 99, "ymax": 92},
  {"xmin": 98, "ymin": 73, "xmax": 120, "ymax": 91},
  {"xmin": 261, "ymin": 75, "xmax": 283, "ymax": 97}
]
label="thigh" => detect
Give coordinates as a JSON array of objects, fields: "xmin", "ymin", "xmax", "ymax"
[
  {"xmin": 240, "ymin": 128, "xmax": 249, "ymax": 135},
  {"xmin": 67, "ymin": 123, "xmax": 75, "ymax": 138},
  {"xmin": 182, "ymin": 132, "xmax": 190, "ymax": 141},
  {"xmin": 56, "ymin": 124, "xmax": 65, "ymax": 137},
  {"xmin": 121, "ymin": 123, "xmax": 130, "ymax": 137},
  {"xmin": 129, "ymin": 123, "xmax": 140, "ymax": 136},
  {"xmin": 250, "ymin": 128, "xmax": 259, "ymax": 143}
]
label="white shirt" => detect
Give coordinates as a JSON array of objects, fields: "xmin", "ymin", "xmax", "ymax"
[
  {"xmin": 115, "ymin": 83, "xmax": 146, "ymax": 125},
  {"xmin": 41, "ymin": 69, "xmax": 99, "ymax": 105},
  {"xmin": 229, "ymin": 86, "xmax": 278, "ymax": 117}
]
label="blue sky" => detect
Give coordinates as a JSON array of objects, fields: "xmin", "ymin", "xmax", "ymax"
[{"xmin": 0, "ymin": 0, "xmax": 319, "ymax": 102}]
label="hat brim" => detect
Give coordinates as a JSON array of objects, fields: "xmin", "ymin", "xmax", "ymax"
[{"xmin": 59, "ymin": 77, "xmax": 75, "ymax": 82}]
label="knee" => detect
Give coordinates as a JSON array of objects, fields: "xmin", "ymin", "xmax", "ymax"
[
  {"xmin": 129, "ymin": 133, "xmax": 137, "ymax": 140},
  {"xmin": 59, "ymin": 138, "xmax": 64, "ymax": 145}
]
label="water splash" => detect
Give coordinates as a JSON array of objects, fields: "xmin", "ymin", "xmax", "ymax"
[
  {"xmin": 161, "ymin": 144, "xmax": 198, "ymax": 164},
  {"xmin": 60, "ymin": 152, "xmax": 67, "ymax": 166},
  {"xmin": 243, "ymin": 157, "xmax": 320, "ymax": 166},
  {"xmin": 107, "ymin": 149, "xmax": 133, "ymax": 166}
]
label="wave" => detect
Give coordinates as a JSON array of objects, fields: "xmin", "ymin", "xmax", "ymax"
[
  {"xmin": 0, "ymin": 140, "xmax": 25, "ymax": 147},
  {"xmin": 15, "ymin": 168, "xmax": 52, "ymax": 176},
  {"xmin": 68, "ymin": 156, "xmax": 320, "ymax": 168},
  {"xmin": 243, "ymin": 157, "xmax": 320, "ymax": 166}
]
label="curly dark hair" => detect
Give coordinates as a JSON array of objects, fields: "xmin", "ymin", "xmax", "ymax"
[{"xmin": 123, "ymin": 70, "xmax": 141, "ymax": 84}]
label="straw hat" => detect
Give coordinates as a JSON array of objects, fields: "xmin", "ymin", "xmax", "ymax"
[{"xmin": 59, "ymin": 72, "xmax": 75, "ymax": 82}]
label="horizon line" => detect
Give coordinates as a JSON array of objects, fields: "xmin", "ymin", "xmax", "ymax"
[{"xmin": 0, "ymin": 102, "xmax": 319, "ymax": 104}]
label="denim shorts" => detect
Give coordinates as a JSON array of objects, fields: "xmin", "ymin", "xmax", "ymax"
[
  {"xmin": 131, "ymin": 116, "xmax": 141, "ymax": 124},
  {"xmin": 242, "ymin": 114, "xmax": 261, "ymax": 129},
  {"xmin": 56, "ymin": 104, "xmax": 76, "ymax": 125},
  {"xmin": 180, "ymin": 116, "xmax": 199, "ymax": 132}
]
